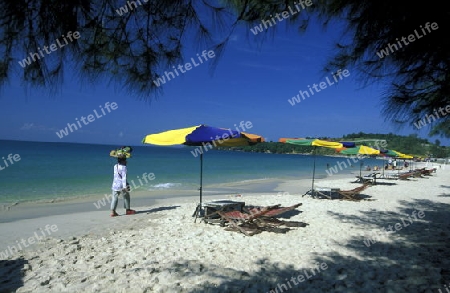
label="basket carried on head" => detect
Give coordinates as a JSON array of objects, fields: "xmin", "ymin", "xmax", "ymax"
[{"xmin": 110, "ymin": 146, "xmax": 133, "ymax": 158}]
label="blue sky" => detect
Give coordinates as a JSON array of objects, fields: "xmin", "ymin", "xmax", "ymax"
[{"xmin": 1, "ymin": 14, "xmax": 448, "ymax": 147}]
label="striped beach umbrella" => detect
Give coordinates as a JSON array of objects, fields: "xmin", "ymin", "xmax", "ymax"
[
  {"xmin": 338, "ymin": 145, "xmax": 380, "ymax": 177},
  {"xmin": 143, "ymin": 124, "xmax": 264, "ymax": 220},
  {"xmin": 279, "ymin": 138, "xmax": 346, "ymax": 196}
]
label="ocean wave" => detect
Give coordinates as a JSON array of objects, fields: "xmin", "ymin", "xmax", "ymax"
[{"xmin": 148, "ymin": 183, "xmax": 182, "ymax": 189}]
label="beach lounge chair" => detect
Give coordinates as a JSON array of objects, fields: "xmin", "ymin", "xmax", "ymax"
[
  {"xmin": 354, "ymin": 172, "xmax": 380, "ymax": 184},
  {"xmin": 201, "ymin": 200, "xmax": 246, "ymax": 224},
  {"xmin": 337, "ymin": 182, "xmax": 371, "ymax": 201},
  {"xmin": 419, "ymin": 168, "xmax": 437, "ymax": 176},
  {"xmin": 244, "ymin": 203, "xmax": 308, "ymax": 229},
  {"xmin": 304, "ymin": 187, "xmax": 341, "ymax": 199},
  {"xmin": 244, "ymin": 203, "xmax": 302, "ymax": 217},
  {"xmin": 396, "ymin": 171, "xmax": 417, "ymax": 180},
  {"xmin": 409, "ymin": 167, "xmax": 435, "ymax": 177},
  {"xmin": 217, "ymin": 204, "xmax": 307, "ymax": 235},
  {"xmin": 412, "ymin": 170, "xmax": 425, "ymax": 178},
  {"xmin": 217, "ymin": 207, "xmax": 275, "ymax": 236}
]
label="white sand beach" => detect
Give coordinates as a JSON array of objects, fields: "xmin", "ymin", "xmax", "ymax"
[{"xmin": 1, "ymin": 163, "xmax": 449, "ymax": 292}]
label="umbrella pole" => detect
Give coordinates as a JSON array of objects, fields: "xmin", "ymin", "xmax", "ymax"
[
  {"xmin": 360, "ymin": 159, "xmax": 363, "ymax": 178},
  {"xmin": 311, "ymin": 147, "xmax": 316, "ymax": 197},
  {"xmin": 200, "ymin": 152, "xmax": 203, "ymax": 208},
  {"xmin": 194, "ymin": 152, "xmax": 204, "ymax": 222}
]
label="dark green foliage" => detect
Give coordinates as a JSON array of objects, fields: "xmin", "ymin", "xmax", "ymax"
[
  {"xmin": 230, "ymin": 0, "xmax": 450, "ymax": 138},
  {"xmin": 1, "ymin": 0, "xmax": 449, "ymax": 137},
  {"xmin": 309, "ymin": 0, "xmax": 450, "ymax": 138},
  {"xmin": 217, "ymin": 141, "xmax": 314, "ymax": 154},
  {"xmin": 217, "ymin": 141, "xmax": 338, "ymax": 156},
  {"xmin": 342, "ymin": 132, "xmax": 449, "ymax": 158},
  {"xmin": 2, "ymin": 0, "xmax": 237, "ymax": 97},
  {"xmin": 341, "ymin": 133, "xmax": 432, "ymax": 157},
  {"xmin": 218, "ymin": 133, "xmax": 450, "ymax": 158}
]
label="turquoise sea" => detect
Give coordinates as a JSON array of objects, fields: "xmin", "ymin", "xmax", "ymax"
[{"xmin": 0, "ymin": 140, "xmax": 383, "ymax": 203}]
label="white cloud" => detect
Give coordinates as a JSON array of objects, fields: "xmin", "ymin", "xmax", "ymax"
[{"xmin": 20, "ymin": 123, "xmax": 55, "ymax": 131}]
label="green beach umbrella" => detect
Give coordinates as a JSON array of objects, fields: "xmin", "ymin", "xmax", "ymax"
[
  {"xmin": 279, "ymin": 138, "xmax": 344, "ymax": 197},
  {"xmin": 382, "ymin": 149, "xmax": 399, "ymax": 157},
  {"xmin": 339, "ymin": 145, "xmax": 381, "ymax": 156},
  {"xmin": 338, "ymin": 145, "xmax": 380, "ymax": 178},
  {"xmin": 377, "ymin": 149, "xmax": 400, "ymax": 177}
]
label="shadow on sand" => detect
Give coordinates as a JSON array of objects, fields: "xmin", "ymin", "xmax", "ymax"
[
  {"xmin": 3, "ymin": 200, "xmax": 449, "ymax": 292},
  {"xmin": 136, "ymin": 205, "xmax": 180, "ymax": 215},
  {"xmin": 169, "ymin": 197, "xmax": 450, "ymax": 292},
  {"xmin": 372, "ymin": 182, "xmax": 398, "ymax": 186},
  {"xmin": 0, "ymin": 258, "xmax": 27, "ymax": 292}
]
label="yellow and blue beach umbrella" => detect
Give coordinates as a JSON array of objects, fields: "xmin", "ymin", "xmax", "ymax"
[
  {"xmin": 143, "ymin": 124, "xmax": 263, "ymax": 146},
  {"xmin": 143, "ymin": 125, "xmax": 264, "ymax": 220}
]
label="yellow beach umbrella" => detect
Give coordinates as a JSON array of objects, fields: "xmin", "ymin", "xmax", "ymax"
[
  {"xmin": 279, "ymin": 138, "xmax": 344, "ymax": 196},
  {"xmin": 392, "ymin": 150, "xmax": 414, "ymax": 159},
  {"xmin": 338, "ymin": 145, "xmax": 380, "ymax": 178}
]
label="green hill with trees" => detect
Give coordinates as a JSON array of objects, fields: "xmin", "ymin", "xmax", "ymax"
[{"xmin": 217, "ymin": 132, "xmax": 450, "ymax": 158}]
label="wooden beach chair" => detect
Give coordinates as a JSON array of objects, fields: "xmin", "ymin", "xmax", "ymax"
[
  {"xmin": 408, "ymin": 167, "xmax": 435, "ymax": 178},
  {"xmin": 396, "ymin": 171, "xmax": 417, "ymax": 180},
  {"xmin": 217, "ymin": 204, "xmax": 308, "ymax": 235},
  {"xmin": 304, "ymin": 187, "xmax": 341, "ymax": 199},
  {"xmin": 420, "ymin": 168, "xmax": 436, "ymax": 176},
  {"xmin": 337, "ymin": 182, "xmax": 371, "ymax": 201},
  {"xmin": 412, "ymin": 170, "xmax": 425, "ymax": 178},
  {"xmin": 244, "ymin": 203, "xmax": 302, "ymax": 218},
  {"xmin": 201, "ymin": 200, "xmax": 246, "ymax": 224},
  {"xmin": 217, "ymin": 207, "xmax": 274, "ymax": 236},
  {"xmin": 353, "ymin": 172, "xmax": 380, "ymax": 185},
  {"xmin": 244, "ymin": 203, "xmax": 308, "ymax": 228}
]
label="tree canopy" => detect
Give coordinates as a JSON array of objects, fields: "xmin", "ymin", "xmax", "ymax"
[
  {"xmin": 1, "ymin": 0, "xmax": 449, "ymax": 136},
  {"xmin": 310, "ymin": 0, "xmax": 450, "ymax": 138}
]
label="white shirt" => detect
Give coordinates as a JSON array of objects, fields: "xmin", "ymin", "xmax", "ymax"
[{"xmin": 112, "ymin": 164, "xmax": 127, "ymax": 191}]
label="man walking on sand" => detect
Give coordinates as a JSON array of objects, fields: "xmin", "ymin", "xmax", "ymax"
[{"xmin": 111, "ymin": 156, "xmax": 136, "ymax": 217}]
